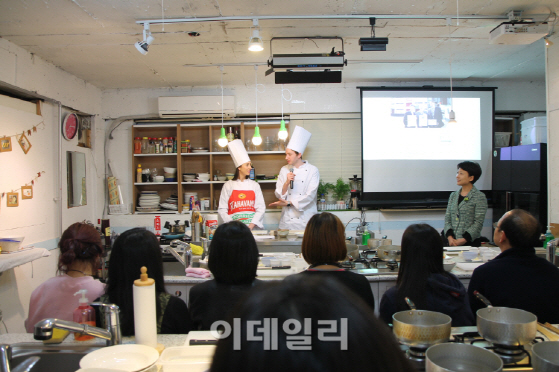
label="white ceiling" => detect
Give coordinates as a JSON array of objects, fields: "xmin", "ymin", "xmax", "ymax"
[{"xmin": 0, "ymin": 0, "xmax": 556, "ymax": 90}]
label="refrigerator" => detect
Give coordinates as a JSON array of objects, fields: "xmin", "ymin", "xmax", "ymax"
[{"xmin": 492, "ymin": 143, "xmax": 547, "ymax": 232}]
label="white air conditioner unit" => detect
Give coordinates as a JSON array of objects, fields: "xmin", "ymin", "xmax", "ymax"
[
  {"xmin": 489, "ymin": 22, "xmax": 548, "ymax": 45},
  {"xmin": 158, "ymin": 96, "xmax": 235, "ymax": 118}
]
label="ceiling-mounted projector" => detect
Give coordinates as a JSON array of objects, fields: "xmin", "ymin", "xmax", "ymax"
[
  {"xmin": 489, "ymin": 21, "xmax": 548, "ymax": 45},
  {"xmin": 269, "ymin": 53, "xmax": 346, "ymax": 71}
]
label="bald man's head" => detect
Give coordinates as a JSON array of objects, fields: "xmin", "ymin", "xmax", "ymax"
[{"xmin": 498, "ymin": 209, "xmax": 541, "ymax": 248}]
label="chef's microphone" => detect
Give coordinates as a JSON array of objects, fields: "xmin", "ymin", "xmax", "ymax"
[{"xmin": 290, "ymin": 168, "xmax": 294, "ymax": 189}]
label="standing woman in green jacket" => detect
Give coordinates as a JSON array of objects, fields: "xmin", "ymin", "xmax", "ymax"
[{"xmin": 443, "ymin": 161, "xmax": 488, "ymax": 247}]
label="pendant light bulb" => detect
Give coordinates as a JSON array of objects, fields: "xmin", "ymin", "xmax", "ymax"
[
  {"xmin": 448, "ymin": 110, "xmax": 457, "ymax": 124},
  {"xmin": 278, "ymin": 120, "xmax": 288, "ymax": 140},
  {"xmin": 252, "ymin": 126, "xmax": 262, "ymax": 146},
  {"xmin": 218, "ymin": 127, "xmax": 228, "ymax": 147}
]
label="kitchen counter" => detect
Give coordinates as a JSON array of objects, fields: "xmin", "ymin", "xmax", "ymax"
[{"xmin": 255, "ymin": 236, "xmax": 303, "ymax": 253}]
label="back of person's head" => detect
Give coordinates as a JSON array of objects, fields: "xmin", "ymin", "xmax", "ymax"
[
  {"xmin": 58, "ymin": 222, "xmax": 103, "ymax": 274},
  {"xmin": 210, "ymin": 275, "xmax": 415, "ymax": 372},
  {"xmin": 106, "ymin": 228, "xmax": 165, "ymax": 335},
  {"xmin": 499, "ymin": 209, "xmax": 541, "ymax": 248},
  {"xmin": 396, "ymin": 223, "xmax": 445, "ymax": 310},
  {"xmin": 302, "ymin": 212, "xmax": 347, "ymax": 265},
  {"xmin": 457, "ymin": 161, "xmax": 482, "ymax": 184},
  {"xmin": 208, "ymin": 221, "xmax": 259, "ymax": 284}
]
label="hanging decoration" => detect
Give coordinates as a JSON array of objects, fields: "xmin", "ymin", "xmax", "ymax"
[
  {"xmin": 0, "ymin": 137, "xmax": 12, "ymax": 152},
  {"xmin": 21, "ymin": 186, "xmax": 33, "ymax": 200},
  {"xmin": 0, "ymin": 121, "xmax": 45, "ymax": 154},
  {"xmin": 7, "ymin": 192, "xmax": 18, "ymax": 207},
  {"xmin": 1, "ymin": 171, "xmax": 45, "ymax": 209},
  {"xmin": 18, "ymin": 133, "xmax": 32, "ymax": 154}
]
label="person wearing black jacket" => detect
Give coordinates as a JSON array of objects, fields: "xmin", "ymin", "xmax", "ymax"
[
  {"xmin": 467, "ymin": 209, "xmax": 559, "ymax": 323},
  {"xmin": 380, "ymin": 223, "xmax": 474, "ymax": 326}
]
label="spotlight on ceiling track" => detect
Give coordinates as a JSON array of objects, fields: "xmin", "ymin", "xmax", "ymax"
[
  {"xmin": 248, "ymin": 19, "xmax": 264, "ymax": 52},
  {"xmin": 135, "ymin": 23, "xmax": 154, "ymax": 55},
  {"xmin": 359, "ymin": 17, "xmax": 388, "ymax": 51}
]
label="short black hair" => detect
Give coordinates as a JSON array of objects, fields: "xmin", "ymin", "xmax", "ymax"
[
  {"xmin": 210, "ymin": 275, "xmax": 416, "ymax": 372},
  {"xmin": 499, "ymin": 209, "xmax": 541, "ymax": 248},
  {"xmin": 457, "ymin": 161, "xmax": 482, "ymax": 184},
  {"xmin": 208, "ymin": 221, "xmax": 259, "ymax": 284}
]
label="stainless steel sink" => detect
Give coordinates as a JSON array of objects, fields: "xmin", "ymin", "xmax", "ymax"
[
  {"xmin": 9, "ymin": 343, "xmax": 103, "ymax": 372},
  {"xmin": 163, "ymin": 260, "xmax": 187, "ymax": 276}
]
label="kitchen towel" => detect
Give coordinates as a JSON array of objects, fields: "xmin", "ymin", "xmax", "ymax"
[
  {"xmin": 185, "ymin": 267, "xmax": 211, "ymax": 278},
  {"xmin": 133, "ymin": 267, "xmax": 158, "ymax": 348}
]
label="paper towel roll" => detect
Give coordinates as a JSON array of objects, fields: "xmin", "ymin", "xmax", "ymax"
[{"xmin": 133, "ymin": 266, "xmax": 157, "ymax": 348}]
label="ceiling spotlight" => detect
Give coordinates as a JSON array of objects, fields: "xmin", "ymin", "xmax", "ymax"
[
  {"xmin": 135, "ymin": 23, "xmax": 154, "ymax": 55},
  {"xmin": 248, "ymin": 19, "xmax": 264, "ymax": 52}
]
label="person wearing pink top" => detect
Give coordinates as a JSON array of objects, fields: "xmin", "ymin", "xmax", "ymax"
[{"xmin": 25, "ymin": 222, "xmax": 105, "ymax": 333}]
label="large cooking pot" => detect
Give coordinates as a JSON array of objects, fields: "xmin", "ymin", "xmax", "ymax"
[
  {"xmin": 376, "ymin": 245, "xmax": 401, "ymax": 262},
  {"xmin": 392, "ymin": 298, "xmax": 452, "ymax": 349},
  {"xmin": 474, "ymin": 291, "xmax": 537, "ymax": 347},
  {"xmin": 532, "ymin": 341, "xmax": 559, "ymax": 371},
  {"xmin": 425, "ymin": 343, "xmax": 503, "ymax": 372}
]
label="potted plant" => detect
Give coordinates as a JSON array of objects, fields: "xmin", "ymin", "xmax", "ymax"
[
  {"xmin": 317, "ymin": 179, "xmax": 334, "ymax": 200},
  {"xmin": 332, "ymin": 177, "xmax": 350, "ymax": 202}
]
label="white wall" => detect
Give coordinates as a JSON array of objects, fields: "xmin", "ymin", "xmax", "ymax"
[{"xmin": 0, "ymin": 38, "xmax": 103, "ymax": 333}]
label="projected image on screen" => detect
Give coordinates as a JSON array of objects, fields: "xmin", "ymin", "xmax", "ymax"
[
  {"xmin": 360, "ymin": 88, "xmax": 494, "ymax": 205},
  {"xmin": 363, "ymin": 97, "xmax": 481, "ymax": 160}
]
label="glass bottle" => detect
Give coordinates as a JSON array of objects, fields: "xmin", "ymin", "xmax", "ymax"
[
  {"xmin": 234, "ymin": 127, "xmax": 241, "ymax": 140},
  {"xmin": 141, "ymin": 137, "xmax": 149, "ymax": 154},
  {"xmin": 162, "ymin": 137, "xmax": 168, "ymax": 153},
  {"xmin": 158, "ymin": 137, "xmax": 164, "ymax": 153},
  {"xmin": 154, "ymin": 138, "xmax": 160, "ymax": 154},
  {"xmin": 148, "ymin": 138, "xmax": 155, "ymax": 153},
  {"xmin": 227, "ymin": 127, "xmax": 235, "ymax": 142}
]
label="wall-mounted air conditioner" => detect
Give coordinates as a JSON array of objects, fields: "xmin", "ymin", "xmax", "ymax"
[{"xmin": 158, "ymin": 96, "xmax": 235, "ymax": 118}]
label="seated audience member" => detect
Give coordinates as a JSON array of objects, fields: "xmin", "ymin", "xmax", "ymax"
[
  {"xmin": 210, "ymin": 276, "xmax": 415, "ymax": 372},
  {"xmin": 99, "ymin": 228, "xmax": 191, "ymax": 335},
  {"xmin": 379, "ymin": 224, "xmax": 474, "ymax": 326},
  {"xmin": 290, "ymin": 212, "xmax": 375, "ymax": 311},
  {"xmin": 468, "ymin": 209, "xmax": 559, "ymax": 323},
  {"xmin": 189, "ymin": 221, "xmax": 262, "ymax": 330},
  {"xmin": 443, "ymin": 161, "xmax": 488, "ymax": 247},
  {"xmin": 26, "ymin": 222, "xmax": 105, "ymax": 332}
]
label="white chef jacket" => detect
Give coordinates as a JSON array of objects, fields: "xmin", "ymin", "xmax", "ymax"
[
  {"xmin": 218, "ymin": 179, "xmax": 265, "ymax": 228},
  {"xmin": 274, "ymin": 161, "xmax": 320, "ymax": 230}
]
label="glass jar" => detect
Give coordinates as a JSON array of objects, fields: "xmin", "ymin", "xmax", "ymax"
[
  {"xmin": 134, "ymin": 137, "xmax": 142, "ymax": 154},
  {"xmin": 162, "ymin": 137, "xmax": 168, "ymax": 153},
  {"xmin": 148, "ymin": 138, "xmax": 155, "ymax": 153},
  {"xmin": 141, "ymin": 137, "xmax": 149, "ymax": 154},
  {"xmin": 227, "ymin": 127, "xmax": 235, "ymax": 142}
]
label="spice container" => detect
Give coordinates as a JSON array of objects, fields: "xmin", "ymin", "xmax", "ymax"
[
  {"xmin": 141, "ymin": 137, "xmax": 149, "ymax": 154},
  {"xmin": 134, "ymin": 137, "xmax": 142, "ymax": 154}
]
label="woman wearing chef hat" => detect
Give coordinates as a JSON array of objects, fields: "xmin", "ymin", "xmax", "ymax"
[
  {"xmin": 269, "ymin": 126, "xmax": 320, "ymax": 230},
  {"xmin": 218, "ymin": 139, "xmax": 266, "ymax": 230}
]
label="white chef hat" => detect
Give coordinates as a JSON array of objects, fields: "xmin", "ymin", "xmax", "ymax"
[
  {"xmin": 286, "ymin": 125, "xmax": 312, "ymax": 154},
  {"xmin": 227, "ymin": 139, "xmax": 251, "ymax": 168}
]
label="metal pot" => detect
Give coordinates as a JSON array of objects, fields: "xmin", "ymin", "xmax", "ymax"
[
  {"xmin": 532, "ymin": 341, "xmax": 559, "ymax": 371},
  {"xmin": 376, "ymin": 245, "xmax": 401, "ymax": 262},
  {"xmin": 474, "ymin": 291, "xmax": 537, "ymax": 347},
  {"xmin": 392, "ymin": 298, "xmax": 452, "ymax": 348},
  {"xmin": 164, "ymin": 220, "xmax": 188, "ymax": 234},
  {"xmin": 425, "ymin": 343, "xmax": 503, "ymax": 372}
]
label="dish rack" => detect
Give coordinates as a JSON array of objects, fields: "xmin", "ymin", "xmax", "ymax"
[{"xmin": 109, "ymin": 204, "xmax": 131, "ymax": 215}]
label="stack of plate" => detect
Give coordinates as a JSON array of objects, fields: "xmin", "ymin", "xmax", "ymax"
[
  {"xmin": 161, "ymin": 194, "xmax": 179, "ymax": 210},
  {"xmin": 137, "ymin": 191, "xmax": 160, "ymax": 212}
]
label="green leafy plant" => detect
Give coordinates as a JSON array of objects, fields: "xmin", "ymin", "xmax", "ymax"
[
  {"xmin": 317, "ymin": 179, "xmax": 334, "ymax": 199},
  {"xmin": 332, "ymin": 177, "xmax": 350, "ymax": 201}
]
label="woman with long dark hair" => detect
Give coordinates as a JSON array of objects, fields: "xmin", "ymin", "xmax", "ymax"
[
  {"xmin": 379, "ymin": 223, "xmax": 474, "ymax": 326},
  {"xmin": 189, "ymin": 221, "xmax": 262, "ymax": 330},
  {"xmin": 290, "ymin": 212, "xmax": 375, "ymax": 311},
  {"xmin": 99, "ymin": 228, "xmax": 191, "ymax": 335},
  {"xmin": 25, "ymin": 222, "xmax": 105, "ymax": 332}
]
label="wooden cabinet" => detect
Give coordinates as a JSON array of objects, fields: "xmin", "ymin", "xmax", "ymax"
[{"xmin": 132, "ymin": 120, "xmax": 289, "ymax": 214}]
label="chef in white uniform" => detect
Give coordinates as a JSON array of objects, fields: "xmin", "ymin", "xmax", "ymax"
[
  {"xmin": 218, "ymin": 139, "xmax": 266, "ymax": 230},
  {"xmin": 269, "ymin": 126, "xmax": 320, "ymax": 230}
]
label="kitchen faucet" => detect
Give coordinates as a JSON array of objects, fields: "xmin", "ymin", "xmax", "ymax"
[{"xmin": 33, "ymin": 303, "xmax": 121, "ymax": 346}]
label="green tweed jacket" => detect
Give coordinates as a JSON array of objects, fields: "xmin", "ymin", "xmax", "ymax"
[{"xmin": 443, "ymin": 185, "xmax": 488, "ymax": 241}]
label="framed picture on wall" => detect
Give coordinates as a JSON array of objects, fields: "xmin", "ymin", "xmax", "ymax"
[
  {"xmin": 7, "ymin": 192, "xmax": 18, "ymax": 207},
  {"xmin": 0, "ymin": 137, "xmax": 12, "ymax": 152},
  {"xmin": 21, "ymin": 186, "xmax": 33, "ymax": 200},
  {"xmin": 18, "ymin": 133, "xmax": 32, "ymax": 154}
]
